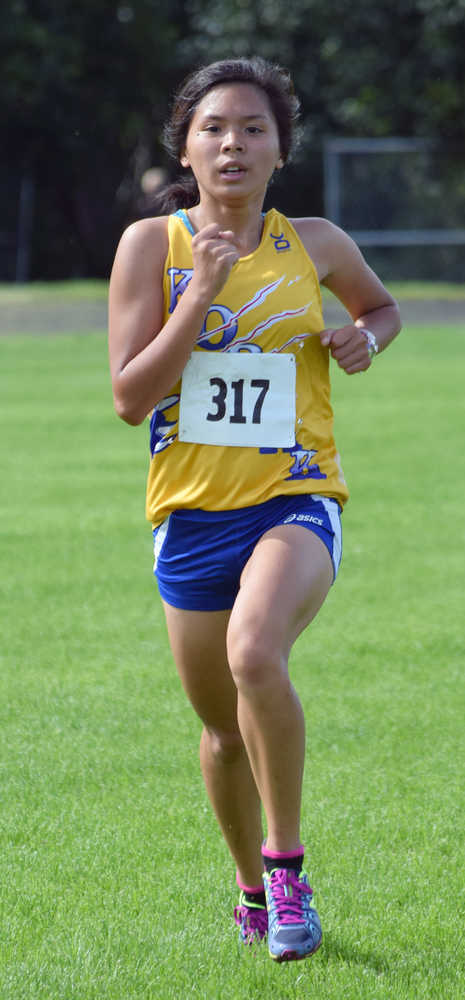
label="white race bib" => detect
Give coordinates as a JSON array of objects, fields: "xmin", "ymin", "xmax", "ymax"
[{"xmin": 179, "ymin": 352, "xmax": 296, "ymax": 448}]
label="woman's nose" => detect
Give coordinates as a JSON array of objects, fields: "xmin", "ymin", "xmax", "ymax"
[{"xmin": 221, "ymin": 131, "xmax": 244, "ymax": 152}]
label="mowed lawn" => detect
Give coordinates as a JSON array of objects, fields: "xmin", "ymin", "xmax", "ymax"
[{"xmin": 1, "ymin": 315, "xmax": 464, "ymax": 999}]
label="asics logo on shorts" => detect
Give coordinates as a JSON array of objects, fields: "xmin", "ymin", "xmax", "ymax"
[{"xmin": 283, "ymin": 513, "xmax": 324, "ymax": 526}]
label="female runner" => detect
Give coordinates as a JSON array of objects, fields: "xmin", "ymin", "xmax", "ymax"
[{"xmin": 108, "ymin": 56, "xmax": 401, "ymax": 962}]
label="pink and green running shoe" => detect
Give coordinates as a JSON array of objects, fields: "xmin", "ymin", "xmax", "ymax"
[
  {"xmin": 234, "ymin": 892, "xmax": 268, "ymax": 945},
  {"xmin": 263, "ymin": 867, "xmax": 322, "ymax": 962}
]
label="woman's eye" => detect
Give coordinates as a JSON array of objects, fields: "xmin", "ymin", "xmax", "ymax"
[{"xmin": 201, "ymin": 124, "xmax": 263, "ymax": 134}]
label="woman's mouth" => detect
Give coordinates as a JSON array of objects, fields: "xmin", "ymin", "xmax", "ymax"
[{"xmin": 220, "ymin": 164, "xmax": 246, "ymax": 179}]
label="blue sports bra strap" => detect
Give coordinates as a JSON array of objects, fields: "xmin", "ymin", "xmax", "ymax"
[{"xmin": 173, "ymin": 208, "xmax": 195, "ymax": 236}]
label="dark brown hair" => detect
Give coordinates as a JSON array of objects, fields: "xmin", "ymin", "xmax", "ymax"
[{"xmin": 153, "ymin": 57, "xmax": 301, "ymax": 213}]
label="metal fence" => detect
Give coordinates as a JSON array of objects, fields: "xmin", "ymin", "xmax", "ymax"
[{"xmin": 323, "ymin": 137, "xmax": 465, "ymax": 249}]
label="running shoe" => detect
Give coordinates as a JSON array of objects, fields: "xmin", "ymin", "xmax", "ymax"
[
  {"xmin": 234, "ymin": 892, "xmax": 268, "ymax": 945},
  {"xmin": 263, "ymin": 867, "xmax": 322, "ymax": 962}
]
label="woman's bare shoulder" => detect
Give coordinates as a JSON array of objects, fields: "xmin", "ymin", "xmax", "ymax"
[
  {"xmin": 290, "ymin": 217, "xmax": 352, "ymax": 279},
  {"xmin": 110, "ymin": 216, "xmax": 171, "ymax": 294},
  {"xmin": 116, "ymin": 214, "xmax": 170, "ymax": 257},
  {"xmin": 290, "ymin": 216, "xmax": 347, "ymax": 247},
  {"xmin": 290, "ymin": 216, "xmax": 333, "ymax": 232}
]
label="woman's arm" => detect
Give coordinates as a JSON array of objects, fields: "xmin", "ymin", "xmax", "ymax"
[
  {"xmin": 293, "ymin": 217, "xmax": 402, "ymax": 374},
  {"xmin": 108, "ymin": 218, "xmax": 240, "ymax": 424}
]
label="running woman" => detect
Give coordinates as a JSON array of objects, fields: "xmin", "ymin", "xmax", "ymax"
[{"xmin": 108, "ymin": 57, "xmax": 401, "ymax": 962}]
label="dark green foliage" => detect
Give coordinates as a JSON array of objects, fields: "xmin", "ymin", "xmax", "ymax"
[{"xmin": 3, "ymin": 0, "xmax": 465, "ymax": 278}]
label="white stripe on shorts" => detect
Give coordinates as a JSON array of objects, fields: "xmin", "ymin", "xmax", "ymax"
[
  {"xmin": 311, "ymin": 494, "xmax": 342, "ymax": 578},
  {"xmin": 153, "ymin": 514, "xmax": 171, "ymax": 572}
]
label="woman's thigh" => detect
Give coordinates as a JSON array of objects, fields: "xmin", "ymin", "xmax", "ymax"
[
  {"xmin": 227, "ymin": 525, "xmax": 334, "ymax": 671},
  {"xmin": 161, "ymin": 520, "xmax": 335, "ymax": 717},
  {"xmin": 162, "ymin": 603, "xmax": 239, "ymax": 733}
]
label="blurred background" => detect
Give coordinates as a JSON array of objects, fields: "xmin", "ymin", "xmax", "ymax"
[{"xmin": 3, "ymin": 0, "xmax": 465, "ymax": 283}]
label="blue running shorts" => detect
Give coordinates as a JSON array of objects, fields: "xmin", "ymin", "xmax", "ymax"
[{"xmin": 152, "ymin": 493, "xmax": 342, "ymax": 611}]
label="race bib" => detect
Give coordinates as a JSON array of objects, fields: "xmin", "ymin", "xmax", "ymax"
[{"xmin": 178, "ymin": 351, "xmax": 296, "ymax": 448}]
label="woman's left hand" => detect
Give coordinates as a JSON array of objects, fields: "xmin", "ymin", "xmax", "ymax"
[{"xmin": 319, "ymin": 325, "xmax": 373, "ymax": 374}]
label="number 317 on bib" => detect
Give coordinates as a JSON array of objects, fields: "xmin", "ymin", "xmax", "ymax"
[{"xmin": 179, "ymin": 352, "xmax": 296, "ymax": 449}]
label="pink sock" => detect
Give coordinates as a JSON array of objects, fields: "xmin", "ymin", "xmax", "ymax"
[
  {"xmin": 236, "ymin": 871, "xmax": 264, "ymax": 894},
  {"xmin": 262, "ymin": 844, "xmax": 304, "ymax": 861}
]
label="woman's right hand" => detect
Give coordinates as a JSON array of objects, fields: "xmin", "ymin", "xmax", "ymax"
[{"xmin": 191, "ymin": 223, "xmax": 240, "ymax": 301}]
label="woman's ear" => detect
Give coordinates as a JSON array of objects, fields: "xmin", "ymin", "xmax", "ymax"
[{"xmin": 180, "ymin": 153, "xmax": 190, "ymax": 168}]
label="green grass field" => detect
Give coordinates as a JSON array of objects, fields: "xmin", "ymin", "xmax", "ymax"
[
  {"xmin": 1, "ymin": 309, "xmax": 464, "ymax": 998},
  {"xmin": 1, "ymin": 277, "xmax": 464, "ymax": 302}
]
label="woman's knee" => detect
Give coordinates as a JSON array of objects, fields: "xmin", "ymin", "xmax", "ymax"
[
  {"xmin": 203, "ymin": 726, "xmax": 246, "ymax": 765},
  {"xmin": 227, "ymin": 625, "xmax": 286, "ymax": 692}
]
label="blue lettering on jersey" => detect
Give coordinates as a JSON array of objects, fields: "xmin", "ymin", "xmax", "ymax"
[
  {"xmin": 259, "ymin": 442, "xmax": 327, "ymax": 480},
  {"xmin": 167, "ymin": 266, "xmax": 238, "ymax": 349},
  {"xmin": 270, "ymin": 232, "xmax": 291, "ymax": 252},
  {"xmin": 150, "ymin": 394, "xmax": 179, "ymax": 456},
  {"xmin": 197, "ymin": 304, "xmax": 238, "ymax": 350},
  {"xmin": 167, "ymin": 267, "xmax": 193, "ymax": 313},
  {"xmin": 166, "ymin": 271, "xmax": 303, "ymax": 353},
  {"xmin": 285, "ymin": 444, "xmax": 326, "ymax": 480}
]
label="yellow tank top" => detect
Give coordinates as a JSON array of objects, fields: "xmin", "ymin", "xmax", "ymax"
[{"xmin": 146, "ymin": 208, "xmax": 348, "ymax": 527}]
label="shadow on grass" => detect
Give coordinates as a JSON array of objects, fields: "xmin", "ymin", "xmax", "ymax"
[{"xmin": 320, "ymin": 931, "xmax": 391, "ymax": 976}]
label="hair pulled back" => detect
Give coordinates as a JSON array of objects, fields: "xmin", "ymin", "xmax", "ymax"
[{"xmin": 153, "ymin": 56, "xmax": 300, "ymax": 213}]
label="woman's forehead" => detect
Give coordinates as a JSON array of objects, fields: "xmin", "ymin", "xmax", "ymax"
[{"xmin": 192, "ymin": 82, "xmax": 274, "ymax": 120}]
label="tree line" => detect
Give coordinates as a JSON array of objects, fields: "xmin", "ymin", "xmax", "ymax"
[{"xmin": 3, "ymin": 0, "xmax": 465, "ymax": 280}]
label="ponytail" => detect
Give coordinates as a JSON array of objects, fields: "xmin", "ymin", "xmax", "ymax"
[{"xmin": 149, "ymin": 173, "xmax": 199, "ymax": 215}]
